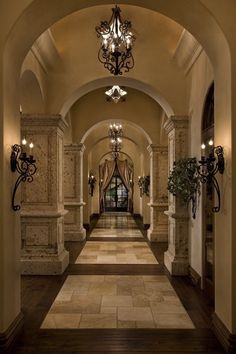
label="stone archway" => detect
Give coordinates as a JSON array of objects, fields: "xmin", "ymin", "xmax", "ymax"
[{"xmin": 0, "ymin": 0, "xmax": 234, "ymax": 344}]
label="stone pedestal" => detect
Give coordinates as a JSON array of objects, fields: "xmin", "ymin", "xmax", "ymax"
[
  {"xmin": 20, "ymin": 114, "xmax": 69, "ymax": 275},
  {"xmin": 164, "ymin": 116, "xmax": 189, "ymax": 275},
  {"xmin": 147, "ymin": 145, "xmax": 168, "ymax": 242},
  {"xmin": 64, "ymin": 144, "xmax": 86, "ymax": 241}
]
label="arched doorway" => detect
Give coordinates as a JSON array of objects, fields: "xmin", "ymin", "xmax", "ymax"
[
  {"xmin": 104, "ymin": 166, "xmax": 128, "ymax": 212},
  {"xmin": 99, "ymin": 158, "xmax": 133, "ymax": 214},
  {"xmin": 201, "ymin": 83, "xmax": 215, "ymax": 303}
]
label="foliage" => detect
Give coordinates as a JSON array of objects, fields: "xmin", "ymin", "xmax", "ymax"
[{"xmin": 167, "ymin": 158, "xmax": 200, "ymax": 218}]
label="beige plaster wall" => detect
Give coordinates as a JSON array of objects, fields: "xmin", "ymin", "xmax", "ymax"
[
  {"xmin": 187, "ymin": 50, "xmax": 214, "ymax": 277},
  {"xmin": 70, "ymin": 88, "xmax": 163, "ymax": 145},
  {"xmin": 20, "ymin": 50, "xmax": 47, "ymax": 113}
]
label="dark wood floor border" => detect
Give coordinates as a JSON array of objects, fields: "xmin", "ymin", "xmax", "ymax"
[
  {"xmin": 212, "ymin": 312, "xmax": 236, "ymax": 353},
  {"xmin": 0, "ymin": 312, "xmax": 24, "ymax": 352},
  {"xmin": 189, "ymin": 265, "xmax": 201, "ymax": 288}
]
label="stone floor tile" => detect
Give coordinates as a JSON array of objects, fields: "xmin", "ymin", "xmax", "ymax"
[
  {"xmin": 100, "ymin": 306, "xmax": 117, "ymax": 314},
  {"xmin": 79, "ymin": 314, "xmax": 117, "ymax": 328},
  {"xmin": 118, "ymin": 320, "xmax": 136, "ymax": 328},
  {"xmin": 118, "ymin": 307, "xmax": 153, "ymax": 321},
  {"xmin": 150, "ymin": 301, "xmax": 187, "ymax": 314},
  {"xmin": 53, "ymin": 314, "xmax": 81, "ymax": 328},
  {"xmin": 153, "ymin": 313, "xmax": 194, "ymax": 329},
  {"xmin": 88, "ymin": 281, "xmax": 117, "ymax": 295},
  {"xmin": 136, "ymin": 320, "xmax": 156, "ymax": 328},
  {"xmin": 102, "ymin": 295, "xmax": 133, "ymax": 307}
]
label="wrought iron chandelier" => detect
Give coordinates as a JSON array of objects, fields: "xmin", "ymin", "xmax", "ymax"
[
  {"xmin": 95, "ymin": 5, "xmax": 135, "ymax": 76},
  {"xmin": 105, "ymin": 85, "xmax": 127, "ymax": 103},
  {"xmin": 109, "ymin": 123, "xmax": 123, "ymax": 158}
]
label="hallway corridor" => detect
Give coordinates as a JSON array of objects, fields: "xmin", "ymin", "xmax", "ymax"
[{"xmin": 12, "ymin": 214, "xmax": 224, "ymax": 353}]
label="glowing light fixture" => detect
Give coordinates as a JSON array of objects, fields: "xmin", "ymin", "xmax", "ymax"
[
  {"xmin": 105, "ymin": 85, "xmax": 127, "ymax": 103},
  {"xmin": 95, "ymin": 5, "xmax": 135, "ymax": 76},
  {"xmin": 108, "ymin": 123, "xmax": 123, "ymax": 158}
]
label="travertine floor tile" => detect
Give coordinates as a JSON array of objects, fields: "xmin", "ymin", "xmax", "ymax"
[
  {"xmin": 79, "ymin": 314, "xmax": 117, "ymax": 328},
  {"xmin": 41, "ymin": 274, "xmax": 194, "ymax": 329},
  {"xmin": 75, "ymin": 242, "xmax": 158, "ymax": 264},
  {"xmin": 153, "ymin": 313, "xmax": 195, "ymax": 329},
  {"xmin": 118, "ymin": 307, "xmax": 153, "ymax": 321},
  {"xmin": 102, "ymin": 295, "xmax": 133, "ymax": 307}
]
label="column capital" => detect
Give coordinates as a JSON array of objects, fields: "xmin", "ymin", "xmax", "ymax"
[
  {"xmin": 164, "ymin": 115, "xmax": 189, "ymax": 134},
  {"xmin": 147, "ymin": 144, "xmax": 168, "ymax": 155},
  {"xmin": 64, "ymin": 143, "xmax": 86, "ymax": 153},
  {"xmin": 21, "ymin": 113, "xmax": 68, "ymax": 132}
]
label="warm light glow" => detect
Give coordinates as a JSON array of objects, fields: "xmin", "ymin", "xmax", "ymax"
[
  {"xmin": 29, "ymin": 142, "xmax": 34, "ymax": 149},
  {"xmin": 208, "ymin": 139, "xmax": 214, "ymax": 146},
  {"xmin": 96, "ymin": 5, "xmax": 135, "ymax": 75},
  {"xmin": 201, "ymin": 143, "xmax": 206, "ymax": 150},
  {"xmin": 22, "ymin": 138, "xmax": 27, "ymax": 146}
]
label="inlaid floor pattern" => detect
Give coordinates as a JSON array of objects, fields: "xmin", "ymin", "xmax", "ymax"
[
  {"xmin": 75, "ymin": 241, "xmax": 158, "ymax": 264},
  {"xmin": 41, "ymin": 275, "xmax": 194, "ymax": 329}
]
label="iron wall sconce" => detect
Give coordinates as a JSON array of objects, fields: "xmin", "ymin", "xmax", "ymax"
[
  {"xmin": 198, "ymin": 145, "xmax": 224, "ymax": 212},
  {"xmin": 138, "ymin": 175, "xmax": 150, "ymax": 197},
  {"xmin": 10, "ymin": 140, "xmax": 37, "ymax": 211},
  {"xmin": 88, "ymin": 173, "xmax": 96, "ymax": 197}
]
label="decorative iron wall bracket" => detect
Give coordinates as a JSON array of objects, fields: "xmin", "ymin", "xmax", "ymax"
[
  {"xmin": 138, "ymin": 175, "xmax": 150, "ymax": 197},
  {"xmin": 10, "ymin": 144, "xmax": 37, "ymax": 211},
  {"xmin": 88, "ymin": 173, "xmax": 96, "ymax": 197},
  {"xmin": 197, "ymin": 145, "xmax": 224, "ymax": 213}
]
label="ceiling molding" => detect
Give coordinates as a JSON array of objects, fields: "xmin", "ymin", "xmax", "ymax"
[{"xmin": 173, "ymin": 29, "xmax": 203, "ymax": 75}]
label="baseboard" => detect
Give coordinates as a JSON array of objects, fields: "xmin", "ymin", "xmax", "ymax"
[
  {"xmin": 0, "ymin": 312, "xmax": 24, "ymax": 352},
  {"xmin": 189, "ymin": 265, "xmax": 201, "ymax": 288},
  {"xmin": 212, "ymin": 312, "xmax": 236, "ymax": 353}
]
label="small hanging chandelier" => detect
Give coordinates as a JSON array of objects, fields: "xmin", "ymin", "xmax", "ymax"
[
  {"xmin": 95, "ymin": 5, "xmax": 135, "ymax": 76},
  {"xmin": 109, "ymin": 123, "xmax": 123, "ymax": 140},
  {"xmin": 105, "ymin": 85, "xmax": 127, "ymax": 103},
  {"xmin": 108, "ymin": 123, "xmax": 123, "ymax": 158}
]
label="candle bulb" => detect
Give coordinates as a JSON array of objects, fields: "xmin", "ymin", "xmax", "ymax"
[{"xmin": 22, "ymin": 138, "xmax": 27, "ymax": 146}]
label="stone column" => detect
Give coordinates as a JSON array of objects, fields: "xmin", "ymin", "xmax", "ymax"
[
  {"xmin": 20, "ymin": 114, "xmax": 69, "ymax": 274},
  {"xmin": 64, "ymin": 144, "xmax": 86, "ymax": 241},
  {"xmin": 164, "ymin": 115, "xmax": 189, "ymax": 275},
  {"xmin": 147, "ymin": 145, "xmax": 168, "ymax": 242}
]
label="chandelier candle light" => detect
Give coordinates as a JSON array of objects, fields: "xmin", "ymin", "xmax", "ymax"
[
  {"xmin": 109, "ymin": 123, "xmax": 123, "ymax": 158},
  {"xmin": 96, "ymin": 5, "xmax": 136, "ymax": 75},
  {"xmin": 10, "ymin": 138, "xmax": 37, "ymax": 211}
]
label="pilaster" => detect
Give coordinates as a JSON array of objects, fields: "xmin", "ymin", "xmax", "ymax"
[
  {"xmin": 164, "ymin": 115, "xmax": 189, "ymax": 275},
  {"xmin": 64, "ymin": 144, "xmax": 86, "ymax": 241},
  {"xmin": 20, "ymin": 114, "xmax": 69, "ymax": 274},
  {"xmin": 147, "ymin": 144, "xmax": 168, "ymax": 242}
]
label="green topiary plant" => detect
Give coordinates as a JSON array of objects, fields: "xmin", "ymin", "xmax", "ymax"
[{"xmin": 167, "ymin": 157, "xmax": 200, "ymax": 219}]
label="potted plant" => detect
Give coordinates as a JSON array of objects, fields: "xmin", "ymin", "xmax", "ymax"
[{"xmin": 167, "ymin": 157, "xmax": 200, "ymax": 219}]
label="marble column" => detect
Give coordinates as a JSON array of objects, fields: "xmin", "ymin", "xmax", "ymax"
[
  {"xmin": 64, "ymin": 144, "xmax": 86, "ymax": 241},
  {"xmin": 164, "ymin": 115, "xmax": 189, "ymax": 275},
  {"xmin": 147, "ymin": 145, "xmax": 168, "ymax": 242},
  {"xmin": 20, "ymin": 114, "xmax": 69, "ymax": 275}
]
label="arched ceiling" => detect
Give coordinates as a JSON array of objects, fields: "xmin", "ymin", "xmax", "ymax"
[
  {"xmin": 40, "ymin": 5, "xmax": 188, "ymax": 115},
  {"xmin": 69, "ymin": 87, "xmax": 165, "ymax": 146}
]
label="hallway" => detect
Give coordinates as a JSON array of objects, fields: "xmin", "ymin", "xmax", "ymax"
[{"xmin": 12, "ymin": 214, "xmax": 224, "ymax": 353}]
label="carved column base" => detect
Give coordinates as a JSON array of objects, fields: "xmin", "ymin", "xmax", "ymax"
[
  {"xmin": 21, "ymin": 249, "xmax": 69, "ymax": 275},
  {"xmin": 147, "ymin": 203, "xmax": 168, "ymax": 242},
  {"xmin": 164, "ymin": 249, "xmax": 189, "ymax": 275},
  {"xmin": 64, "ymin": 203, "xmax": 86, "ymax": 241},
  {"xmin": 21, "ymin": 210, "xmax": 69, "ymax": 275},
  {"xmin": 164, "ymin": 209, "xmax": 189, "ymax": 275}
]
